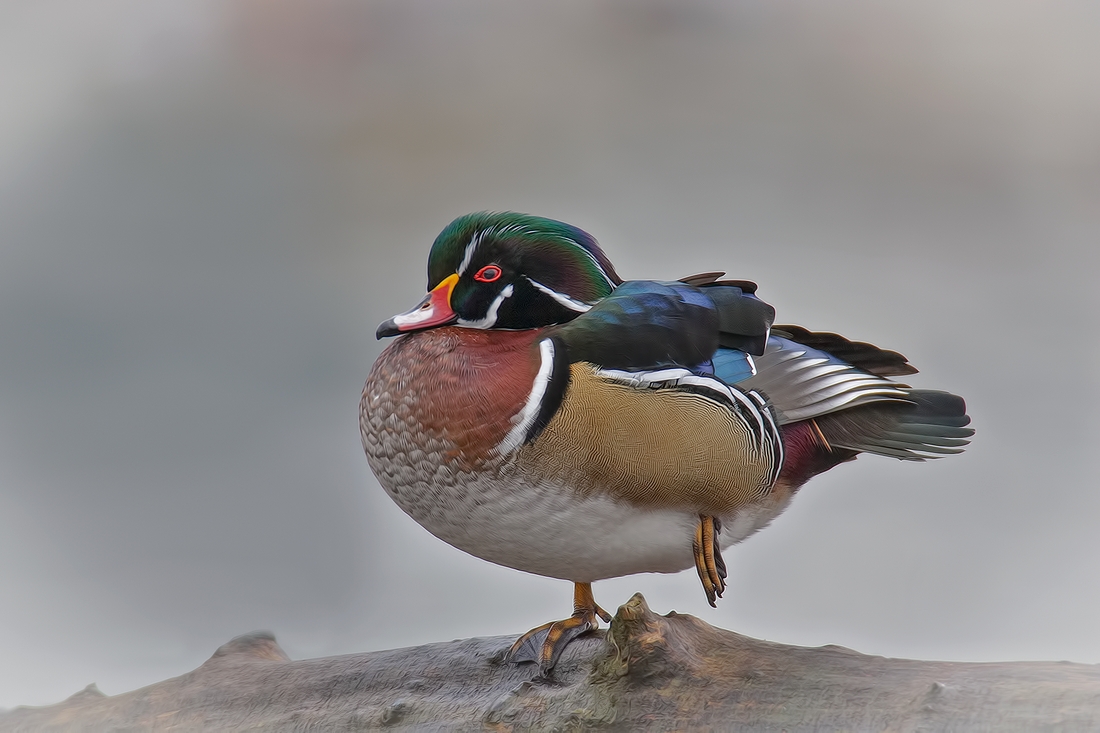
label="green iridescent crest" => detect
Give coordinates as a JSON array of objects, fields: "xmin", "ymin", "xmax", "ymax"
[{"xmin": 427, "ymin": 212, "xmax": 622, "ymax": 304}]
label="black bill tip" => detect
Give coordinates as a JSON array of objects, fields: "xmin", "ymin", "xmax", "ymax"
[{"xmin": 376, "ymin": 319, "xmax": 401, "ymax": 339}]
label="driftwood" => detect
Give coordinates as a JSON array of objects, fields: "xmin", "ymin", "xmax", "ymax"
[{"xmin": 4, "ymin": 593, "xmax": 1099, "ymax": 731}]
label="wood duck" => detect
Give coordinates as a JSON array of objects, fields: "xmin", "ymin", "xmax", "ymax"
[{"xmin": 361, "ymin": 212, "xmax": 972, "ymax": 676}]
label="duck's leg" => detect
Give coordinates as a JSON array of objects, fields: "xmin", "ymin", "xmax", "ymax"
[
  {"xmin": 693, "ymin": 515, "xmax": 727, "ymax": 607},
  {"xmin": 508, "ymin": 582, "xmax": 612, "ymax": 676}
]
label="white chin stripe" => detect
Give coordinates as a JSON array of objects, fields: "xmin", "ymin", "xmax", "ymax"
[
  {"xmin": 393, "ymin": 303, "xmax": 442, "ymax": 328},
  {"xmin": 458, "ymin": 284, "xmax": 514, "ymax": 329},
  {"xmin": 497, "ymin": 338, "xmax": 556, "ymax": 455},
  {"xmin": 524, "ymin": 277, "xmax": 593, "ymax": 313}
]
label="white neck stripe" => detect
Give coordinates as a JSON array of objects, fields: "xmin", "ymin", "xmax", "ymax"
[
  {"xmin": 497, "ymin": 338, "xmax": 555, "ymax": 455},
  {"xmin": 524, "ymin": 277, "xmax": 593, "ymax": 312}
]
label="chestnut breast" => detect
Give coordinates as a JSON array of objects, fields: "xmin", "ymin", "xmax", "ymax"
[{"xmin": 361, "ymin": 326, "xmax": 546, "ymax": 476}]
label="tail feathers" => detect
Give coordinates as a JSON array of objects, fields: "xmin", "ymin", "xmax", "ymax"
[
  {"xmin": 814, "ymin": 389, "xmax": 973, "ymax": 461},
  {"xmin": 748, "ymin": 327, "xmax": 974, "ymax": 463}
]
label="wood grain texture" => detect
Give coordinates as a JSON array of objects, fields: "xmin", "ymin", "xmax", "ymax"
[{"xmin": 5, "ymin": 594, "xmax": 1098, "ymax": 731}]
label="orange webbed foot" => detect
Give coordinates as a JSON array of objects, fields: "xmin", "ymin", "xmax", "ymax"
[{"xmin": 507, "ymin": 582, "xmax": 611, "ymax": 676}]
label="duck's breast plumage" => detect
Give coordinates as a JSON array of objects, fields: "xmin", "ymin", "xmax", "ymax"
[{"xmin": 361, "ymin": 326, "xmax": 789, "ymax": 583}]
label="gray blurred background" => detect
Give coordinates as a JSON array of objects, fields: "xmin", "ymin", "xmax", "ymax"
[{"xmin": 2, "ymin": 0, "xmax": 1098, "ymax": 709}]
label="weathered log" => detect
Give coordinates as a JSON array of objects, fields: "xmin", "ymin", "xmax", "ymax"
[{"xmin": 4, "ymin": 593, "xmax": 1099, "ymax": 731}]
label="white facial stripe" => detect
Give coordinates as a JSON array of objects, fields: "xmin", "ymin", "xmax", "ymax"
[
  {"xmin": 457, "ymin": 232, "xmax": 482, "ymax": 276},
  {"xmin": 457, "ymin": 283, "xmax": 514, "ymax": 329},
  {"xmin": 524, "ymin": 277, "xmax": 593, "ymax": 313},
  {"xmin": 491, "ymin": 223, "xmax": 535, "ymax": 237},
  {"xmin": 575, "ymin": 247, "xmax": 616, "ymax": 290},
  {"xmin": 540, "ymin": 235, "xmax": 615, "ymax": 290},
  {"xmin": 497, "ymin": 338, "xmax": 555, "ymax": 455}
]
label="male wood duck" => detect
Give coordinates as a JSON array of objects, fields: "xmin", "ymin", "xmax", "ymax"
[{"xmin": 361, "ymin": 212, "xmax": 972, "ymax": 676}]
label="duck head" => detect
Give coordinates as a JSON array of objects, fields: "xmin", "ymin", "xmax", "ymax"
[{"xmin": 377, "ymin": 212, "xmax": 622, "ymax": 338}]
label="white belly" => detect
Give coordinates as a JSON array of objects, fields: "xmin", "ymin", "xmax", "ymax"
[{"xmin": 376, "ymin": 468, "xmax": 789, "ymax": 583}]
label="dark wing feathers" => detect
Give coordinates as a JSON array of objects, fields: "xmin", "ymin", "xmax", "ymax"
[
  {"xmin": 678, "ymin": 271, "xmax": 726, "ymax": 287},
  {"xmin": 554, "ymin": 280, "xmax": 774, "ymax": 370},
  {"xmin": 772, "ymin": 324, "xmax": 918, "ymax": 377},
  {"xmin": 553, "ymin": 281, "xmax": 718, "ymax": 370},
  {"xmin": 678, "ymin": 272, "xmax": 760, "ymax": 295},
  {"xmin": 702, "ymin": 284, "xmax": 773, "ymax": 355}
]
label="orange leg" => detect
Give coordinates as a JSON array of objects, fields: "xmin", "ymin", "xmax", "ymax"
[
  {"xmin": 508, "ymin": 582, "xmax": 612, "ymax": 676},
  {"xmin": 693, "ymin": 515, "xmax": 727, "ymax": 607}
]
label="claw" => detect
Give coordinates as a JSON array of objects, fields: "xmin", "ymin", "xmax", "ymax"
[{"xmin": 693, "ymin": 514, "xmax": 727, "ymax": 607}]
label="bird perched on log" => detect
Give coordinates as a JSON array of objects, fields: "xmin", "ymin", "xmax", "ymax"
[{"xmin": 361, "ymin": 212, "xmax": 973, "ymax": 676}]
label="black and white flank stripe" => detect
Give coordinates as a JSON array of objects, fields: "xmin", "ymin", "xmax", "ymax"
[{"xmin": 595, "ymin": 366, "xmax": 784, "ymax": 489}]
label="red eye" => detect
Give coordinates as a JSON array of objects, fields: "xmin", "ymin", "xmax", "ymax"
[{"xmin": 474, "ymin": 265, "xmax": 502, "ymax": 282}]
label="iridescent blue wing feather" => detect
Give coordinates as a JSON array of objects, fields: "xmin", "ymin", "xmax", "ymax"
[{"xmin": 712, "ymin": 348, "xmax": 757, "ymax": 385}]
